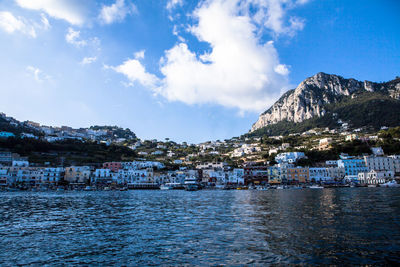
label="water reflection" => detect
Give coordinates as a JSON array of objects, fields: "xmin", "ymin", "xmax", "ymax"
[{"xmin": 0, "ymin": 189, "xmax": 399, "ymax": 265}]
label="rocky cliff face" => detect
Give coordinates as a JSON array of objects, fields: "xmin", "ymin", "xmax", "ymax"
[{"xmin": 251, "ymin": 72, "xmax": 400, "ymax": 132}]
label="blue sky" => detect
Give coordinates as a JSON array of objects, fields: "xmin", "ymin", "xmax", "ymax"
[{"xmin": 0, "ymin": 0, "xmax": 399, "ymax": 143}]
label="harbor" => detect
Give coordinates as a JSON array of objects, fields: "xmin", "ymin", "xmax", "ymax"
[{"xmin": 1, "ymin": 188, "xmax": 399, "ymax": 265}]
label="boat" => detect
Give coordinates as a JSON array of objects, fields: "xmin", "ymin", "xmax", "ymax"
[
  {"xmin": 380, "ymin": 180, "xmax": 400, "ymax": 188},
  {"xmin": 236, "ymin": 186, "xmax": 248, "ymax": 190},
  {"xmin": 160, "ymin": 184, "xmax": 173, "ymax": 190},
  {"xmin": 256, "ymin": 186, "xmax": 268, "ymax": 191},
  {"xmin": 291, "ymin": 186, "xmax": 302, "ymax": 189},
  {"xmin": 160, "ymin": 182, "xmax": 184, "ymax": 190},
  {"xmin": 184, "ymin": 176, "xmax": 200, "ymax": 191},
  {"xmin": 309, "ymin": 185, "xmax": 324, "ymax": 189},
  {"xmin": 84, "ymin": 186, "xmax": 94, "ymax": 191},
  {"xmin": 276, "ymin": 186, "xmax": 284, "ymax": 190},
  {"xmin": 367, "ymin": 184, "xmax": 377, "ymax": 188}
]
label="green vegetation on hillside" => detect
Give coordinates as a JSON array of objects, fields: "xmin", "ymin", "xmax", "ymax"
[
  {"xmin": 0, "ymin": 138, "xmax": 137, "ymax": 166},
  {"xmin": 248, "ymin": 92, "xmax": 400, "ymax": 137}
]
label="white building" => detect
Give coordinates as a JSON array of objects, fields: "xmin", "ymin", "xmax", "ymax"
[
  {"xmin": 358, "ymin": 170, "xmax": 394, "ymax": 185},
  {"xmin": 40, "ymin": 168, "xmax": 65, "ymax": 184},
  {"xmin": 12, "ymin": 159, "xmax": 29, "ymax": 167},
  {"xmin": 228, "ymin": 168, "xmax": 244, "ymax": 184},
  {"xmin": 309, "ymin": 168, "xmax": 329, "ymax": 182},
  {"xmin": 388, "ymin": 155, "xmax": 400, "ymax": 173},
  {"xmin": 0, "ymin": 169, "xmax": 9, "ymax": 186},
  {"xmin": 275, "ymin": 152, "xmax": 306, "ymax": 164},
  {"xmin": 196, "ymin": 162, "xmax": 226, "ymax": 170},
  {"xmin": 364, "ymin": 156, "xmax": 395, "ymax": 173},
  {"xmin": 318, "ymin": 138, "xmax": 333, "ymax": 150}
]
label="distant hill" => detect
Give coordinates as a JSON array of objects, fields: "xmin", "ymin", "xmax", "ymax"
[
  {"xmin": 0, "ymin": 113, "xmax": 138, "ymax": 165},
  {"xmin": 250, "ymin": 73, "xmax": 400, "ymax": 136}
]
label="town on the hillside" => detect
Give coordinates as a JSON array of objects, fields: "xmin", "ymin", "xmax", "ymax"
[{"xmin": 1, "ymin": 112, "xmax": 400, "ymax": 190}]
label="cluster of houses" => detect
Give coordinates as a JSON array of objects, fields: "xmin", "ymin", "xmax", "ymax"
[
  {"xmin": 0, "ymin": 112, "xmax": 135, "ymax": 144},
  {"xmin": 1, "ymin": 145, "xmax": 399, "ymax": 190}
]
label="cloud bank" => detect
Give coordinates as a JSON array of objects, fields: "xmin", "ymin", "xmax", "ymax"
[
  {"xmin": 111, "ymin": 0, "xmax": 309, "ymax": 113},
  {"xmin": 158, "ymin": 0, "xmax": 309, "ymax": 112},
  {"xmin": 0, "ymin": 11, "xmax": 36, "ymax": 37},
  {"xmin": 99, "ymin": 0, "xmax": 137, "ymax": 24},
  {"xmin": 15, "ymin": 0, "xmax": 88, "ymax": 26}
]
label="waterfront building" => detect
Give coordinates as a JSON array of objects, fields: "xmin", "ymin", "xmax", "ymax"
[
  {"xmin": 309, "ymin": 167, "xmax": 329, "ymax": 182},
  {"xmin": 203, "ymin": 170, "xmax": 226, "ymax": 185},
  {"xmin": 287, "ymin": 167, "xmax": 309, "ymax": 184},
  {"xmin": 0, "ymin": 169, "xmax": 9, "ymax": 186},
  {"xmin": 0, "ymin": 151, "xmax": 12, "ymax": 165},
  {"xmin": 227, "ymin": 168, "xmax": 244, "ymax": 184},
  {"xmin": 244, "ymin": 166, "xmax": 268, "ymax": 185},
  {"xmin": 268, "ymin": 166, "xmax": 281, "ymax": 184},
  {"xmin": 388, "ymin": 155, "xmax": 400, "ymax": 174},
  {"xmin": 103, "ymin": 162, "xmax": 123, "ymax": 172},
  {"xmin": 16, "ymin": 168, "xmax": 38, "ymax": 186},
  {"xmin": 364, "ymin": 156, "xmax": 395, "ymax": 173},
  {"xmin": 326, "ymin": 167, "xmax": 345, "ymax": 181},
  {"xmin": 64, "ymin": 166, "xmax": 91, "ymax": 184},
  {"xmin": 93, "ymin": 168, "xmax": 113, "ymax": 186},
  {"xmin": 337, "ymin": 158, "xmax": 368, "ymax": 181},
  {"xmin": 40, "ymin": 168, "xmax": 65, "ymax": 185},
  {"xmin": 358, "ymin": 170, "xmax": 394, "ymax": 186},
  {"xmin": 278, "ymin": 163, "xmax": 294, "ymax": 184}
]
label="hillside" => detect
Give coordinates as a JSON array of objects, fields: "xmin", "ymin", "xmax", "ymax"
[
  {"xmin": 248, "ymin": 91, "xmax": 400, "ymax": 137},
  {"xmin": 250, "ymin": 73, "xmax": 400, "ymax": 135}
]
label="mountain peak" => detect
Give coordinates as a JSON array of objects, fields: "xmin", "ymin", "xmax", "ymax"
[{"xmin": 251, "ymin": 73, "xmax": 400, "ymax": 132}]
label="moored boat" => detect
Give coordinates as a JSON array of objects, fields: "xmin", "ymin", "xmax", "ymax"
[
  {"xmin": 380, "ymin": 180, "xmax": 400, "ymax": 188},
  {"xmin": 160, "ymin": 184, "xmax": 173, "ymax": 190},
  {"xmin": 184, "ymin": 176, "xmax": 200, "ymax": 191},
  {"xmin": 309, "ymin": 185, "xmax": 324, "ymax": 189},
  {"xmin": 84, "ymin": 186, "xmax": 94, "ymax": 191}
]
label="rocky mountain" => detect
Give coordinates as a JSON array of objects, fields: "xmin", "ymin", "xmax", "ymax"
[{"xmin": 251, "ymin": 72, "xmax": 400, "ymax": 132}]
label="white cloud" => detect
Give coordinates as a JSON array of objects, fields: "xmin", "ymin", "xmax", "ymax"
[
  {"xmin": 134, "ymin": 50, "xmax": 145, "ymax": 60},
  {"xmin": 15, "ymin": 0, "xmax": 87, "ymax": 25},
  {"xmin": 0, "ymin": 11, "xmax": 36, "ymax": 37},
  {"xmin": 65, "ymin": 27, "xmax": 101, "ymax": 57},
  {"xmin": 99, "ymin": 0, "xmax": 137, "ymax": 24},
  {"xmin": 109, "ymin": 56, "xmax": 159, "ymax": 88},
  {"xmin": 65, "ymin": 27, "xmax": 87, "ymax": 47},
  {"xmin": 157, "ymin": 0, "xmax": 292, "ymax": 112},
  {"xmin": 80, "ymin": 56, "xmax": 97, "ymax": 65},
  {"xmin": 26, "ymin": 66, "xmax": 51, "ymax": 82},
  {"xmin": 40, "ymin": 13, "xmax": 50, "ymax": 30},
  {"xmin": 249, "ymin": 0, "xmax": 308, "ymax": 36},
  {"xmin": 274, "ymin": 64, "xmax": 289, "ymax": 75},
  {"xmin": 167, "ymin": 0, "xmax": 183, "ymax": 10}
]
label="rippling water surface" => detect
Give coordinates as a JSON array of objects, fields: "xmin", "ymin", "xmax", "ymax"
[{"xmin": 1, "ymin": 188, "xmax": 400, "ymax": 265}]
